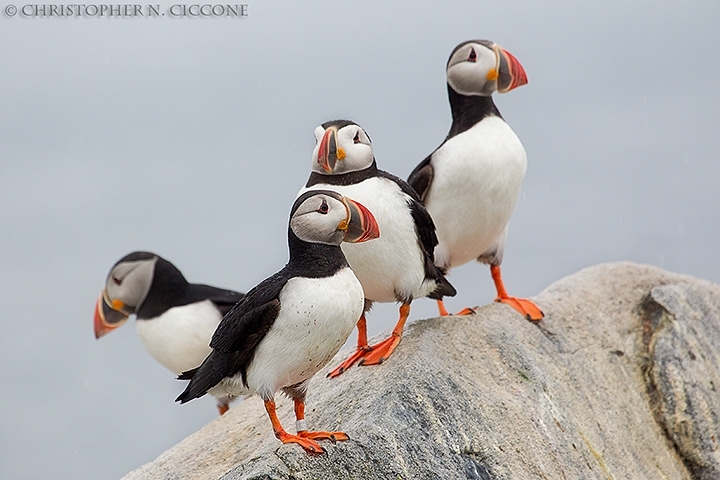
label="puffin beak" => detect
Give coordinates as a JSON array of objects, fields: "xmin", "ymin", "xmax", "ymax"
[
  {"xmin": 495, "ymin": 45, "xmax": 528, "ymax": 93},
  {"xmin": 339, "ymin": 197, "xmax": 380, "ymax": 243},
  {"xmin": 94, "ymin": 291, "xmax": 130, "ymax": 339},
  {"xmin": 317, "ymin": 127, "xmax": 344, "ymax": 173}
]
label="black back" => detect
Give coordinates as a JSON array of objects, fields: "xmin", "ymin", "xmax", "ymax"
[{"xmin": 134, "ymin": 255, "xmax": 244, "ymax": 320}]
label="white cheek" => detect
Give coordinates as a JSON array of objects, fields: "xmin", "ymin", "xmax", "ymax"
[
  {"xmin": 349, "ymin": 144, "xmax": 373, "ymax": 169},
  {"xmin": 447, "ymin": 64, "xmax": 484, "ymax": 95},
  {"xmin": 447, "ymin": 57, "xmax": 496, "ymax": 95}
]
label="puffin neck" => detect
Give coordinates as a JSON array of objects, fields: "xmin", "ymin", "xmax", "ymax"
[
  {"xmin": 305, "ymin": 161, "xmax": 378, "ymax": 187},
  {"xmin": 286, "ymin": 230, "xmax": 348, "ymax": 278},
  {"xmin": 135, "ymin": 259, "xmax": 190, "ymax": 319},
  {"xmin": 447, "ymin": 85, "xmax": 501, "ymax": 138}
]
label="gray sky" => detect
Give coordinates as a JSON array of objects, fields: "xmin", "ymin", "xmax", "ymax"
[{"xmin": 1, "ymin": 1, "xmax": 719, "ymax": 478}]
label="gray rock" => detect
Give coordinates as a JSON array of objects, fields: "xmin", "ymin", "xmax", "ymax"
[
  {"xmin": 642, "ymin": 284, "xmax": 720, "ymax": 480},
  {"xmin": 122, "ymin": 262, "xmax": 720, "ymax": 480}
]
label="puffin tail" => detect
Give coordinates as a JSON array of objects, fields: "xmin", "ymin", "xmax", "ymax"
[
  {"xmin": 177, "ymin": 367, "xmax": 199, "ymax": 381},
  {"xmin": 175, "ymin": 353, "xmax": 229, "ymax": 404},
  {"xmin": 428, "ymin": 274, "xmax": 457, "ymax": 300}
]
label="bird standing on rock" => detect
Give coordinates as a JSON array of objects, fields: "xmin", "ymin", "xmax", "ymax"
[
  {"xmin": 299, "ymin": 120, "xmax": 456, "ymax": 377},
  {"xmin": 176, "ymin": 190, "xmax": 379, "ymax": 454},
  {"xmin": 93, "ymin": 251, "xmax": 245, "ymax": 414},
  {"xmin": 408, "ymin": 39, "xmax": 543, "ymax": 321}
]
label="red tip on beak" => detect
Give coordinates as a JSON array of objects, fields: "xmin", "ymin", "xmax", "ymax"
[
  {"xmin": 317, "ymin": 128, "xmax": 338, "ymax": 173},
  {"xmin": 93, "ymin": 292, "xmax": 128, "ymax": 339},
  {"xmin": 497, "ymin": 47, "xmax": 528, "ymax": 93},
  {"xmin": 342, "ymin": 198, "xmax": 380, "ymax": 243}
]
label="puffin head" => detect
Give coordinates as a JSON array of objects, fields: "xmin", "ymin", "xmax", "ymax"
[
  {"xmin": 93, "ymin": 252, "xmax": 158, "ymax": 339},
  {"xmin": 446, "ymin": 40, "xmax": 527, "ymax": 96},
  {"xmin": 290, "ymin": 190, "xmax": 380, "ymax": 246},
  {"xmin": 311, "ymin": 120, "xmax": 373, "ymax": 175}
]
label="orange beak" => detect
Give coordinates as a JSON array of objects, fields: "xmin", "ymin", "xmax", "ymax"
[
  {"xmin": 317, "ymin": 127, "xmax": 343, "ymax": 173},
  {"xmin": 93, "ymin": 291, "xmax": 130, "ymax": 339},
  {"xmin": 495, "ymin": 46, "xmax": 528, "ymax": 93},
  {"xmin": 341, "ymin": 197, "xmax": 380, "ymax": 243}
]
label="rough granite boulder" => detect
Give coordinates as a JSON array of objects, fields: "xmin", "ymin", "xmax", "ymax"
[{"xmin": 122, "ymin": 262, "xmax": 720, "ymax": 480}]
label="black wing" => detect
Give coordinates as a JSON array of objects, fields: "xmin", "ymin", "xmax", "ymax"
[
  {"xmin": 409, "ymin": 198, "xmax": 456, "ymax": 299},
  {"xmin": 176, "ymin": 270, "xmax": 288, "ymax": 403},
  {"xmin": 377, "ymin": 170, "xmax": 455, "ymax": 299},
  {"xmin": 377, "ymin": 170, "xmax": 439, "ymax": 263},
  {"xmin": 407, "ymin": 153, "xmax": 434, "ymax": 203},
  {"xmin": 188, "ymin": 284, "xmax": 245, "ymax": 316}
]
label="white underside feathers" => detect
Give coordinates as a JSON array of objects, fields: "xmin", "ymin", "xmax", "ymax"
[
  {"xmin": 299, "ymin": 177, "xmax": 433, "ymax": 303},
  {"xmin": 209, "ymin": 267, "xmax": 363, "ymax": 400},
  {"xmin": 135, "ymin": 300, "xmax": 221, "ymax": 375},
  {"xmin": 426, "ymin": 116, "xmax": 527, "ymax": 270}
]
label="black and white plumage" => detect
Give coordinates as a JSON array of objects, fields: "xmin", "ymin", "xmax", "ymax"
[
  {"xmin": 298, "ymin": 120, "xmax": 456, "ymax": 376},
  {"xmin": 176, "ymin": 190, "xmax": 379, "ymax": 454},
  {"xmin": 93, "ymin": 251, "xmax": 245, "ymax": 413},
  {"xmin": 407, "ymin": 39, "xmax": 543, "ymax": 321}
]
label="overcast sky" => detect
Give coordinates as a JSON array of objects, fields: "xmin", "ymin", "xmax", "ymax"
[{"xmin": 1, "ymin": 1, "xmax": 719, "ymax": 478}]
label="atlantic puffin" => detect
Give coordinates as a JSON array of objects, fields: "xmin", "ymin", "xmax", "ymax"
[
  {"xmin": 407, "ymin": 39, "xmax": 543, "ymax": 321},
  {"xmin": 176, "ymin": 190, "xmax": 379, "ymax": 454},
  {"xmin": 93, "ymin": 251, "xmax": 245, "ymax": 414},
  {"xmin": 298, "ymin": 120, "xmax": 456, "ymax": 377}
]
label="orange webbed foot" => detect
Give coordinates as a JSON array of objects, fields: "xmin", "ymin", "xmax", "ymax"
[
  {"xmin": 454, "ymin": 306, "xmax": 477, "ymax": 316},
  {"xmin": 327, "ymin": 346, "xmax": 373, "ymax": 378},
  {"xmin": 436, "ymin": 299, "xmax": 476, "ymax": 316},
  {"xmin": 276, "ymin": 431, "xmax": 325, "ymax": 454},
  {"xmin": 298, "ymin": 430, "xmax": 350, "ymax": 443},
  {"xmin": 496, "ymin": 295, "xmax": 544, "ymax": 321},
  {"xmin": 359, "ymin": 334, "xmax": 401, "ymax": 366}
]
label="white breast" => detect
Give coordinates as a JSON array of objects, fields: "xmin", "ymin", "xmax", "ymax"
[
  {"xmin": 425, "ymin": 116, "xmax": 527, "ymax": 270},
  {"xmin": 135, "ymin": 300, "xmax": 221, "ymax": 374},
  {"xmin": 212, "ymin": 268, "xmax": 363, "ymax": 400},
  {"xmin": 298, "ymin": 177, "xmax": 432, "ymax": 303}
]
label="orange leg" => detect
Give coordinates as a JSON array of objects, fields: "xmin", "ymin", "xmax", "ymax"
[
  {"xmin": 360, "ymin": 302, "xmax": 410, "ymax": 366},
  {"xmin": 327, "ymin": 314, "xmax": 373, "ymax": 378},
  {"xmin": 436, "ymin": 299, "xmax": 476, "ymax": 317},
  {"xmin": 264, "ymin": 399, "xmax": 324, "ymax": 454},
  {"xmin": 437, "ymin": 299, "xmax": 450, "ymax": 316},
  {"xmin": 293, "ymin": 399, "xmax": 349, "ymax": 442},
  {"xmin": 217, "ymin": 402, "xmax": 229, "ymax": 416},
  {"xmin": 491, "ymin": 265, "xmax": 544, "ymax": 321}
]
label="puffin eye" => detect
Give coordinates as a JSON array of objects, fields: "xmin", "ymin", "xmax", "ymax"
[
  {"xmin": 468, "ymin": 48, "xmax": 477, "ymax": 62},
  {"xmin": 353, "ymin": 131, "xmax": 360, "ymax": 144},
  {"xmin": 112, "ymin": 276, "xmax": 122, "ymax": 285},
  {"xmin": 318, "ymin": 200, "xmax": 329, "ymax": 214}
]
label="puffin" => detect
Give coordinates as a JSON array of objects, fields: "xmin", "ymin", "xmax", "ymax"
[
  {"xmin": 298, "ymin": 120, "xmax": 456, "ymax": 377},
  {"xmin": 93, "ymin": 251, "xmax": 245, "ymax": 414},
  {"xmin": 176, "ymin": 190, "xmax": 379, "ymax": 454},
  {"xmin": 407, "ymin": 39, "xmax": 543, "ymax": 321}
]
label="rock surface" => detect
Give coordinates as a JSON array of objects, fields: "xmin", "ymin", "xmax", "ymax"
[{"xmin": 122, "ymin": 262, "xmax": 720, "ymax": 480}]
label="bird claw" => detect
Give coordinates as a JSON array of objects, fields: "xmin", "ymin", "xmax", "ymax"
[
  {"xmin": 298, "ymin": 430, "xmax": 349, "ymax": 444},
  {"xmin": 436, "ymin": 300, "xmax": 477, "ymax": 316},
  {"xmin": 495, "ymin": 296, "xmax": 544, "ymax": 321},
  {"xmin": 277, "ymin": 432, "xmax": 325, "ymax": 454},
  {"xmin": 327, "ymin": 346, "xmax": 373, "ymax": 378},
  {"xmin": 358, "ymin": 335, "xmax": 401, "ymax": 366},
  {"xmin": 454, "ymin": 306, "xmax": 477, "ymax": 316}
]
